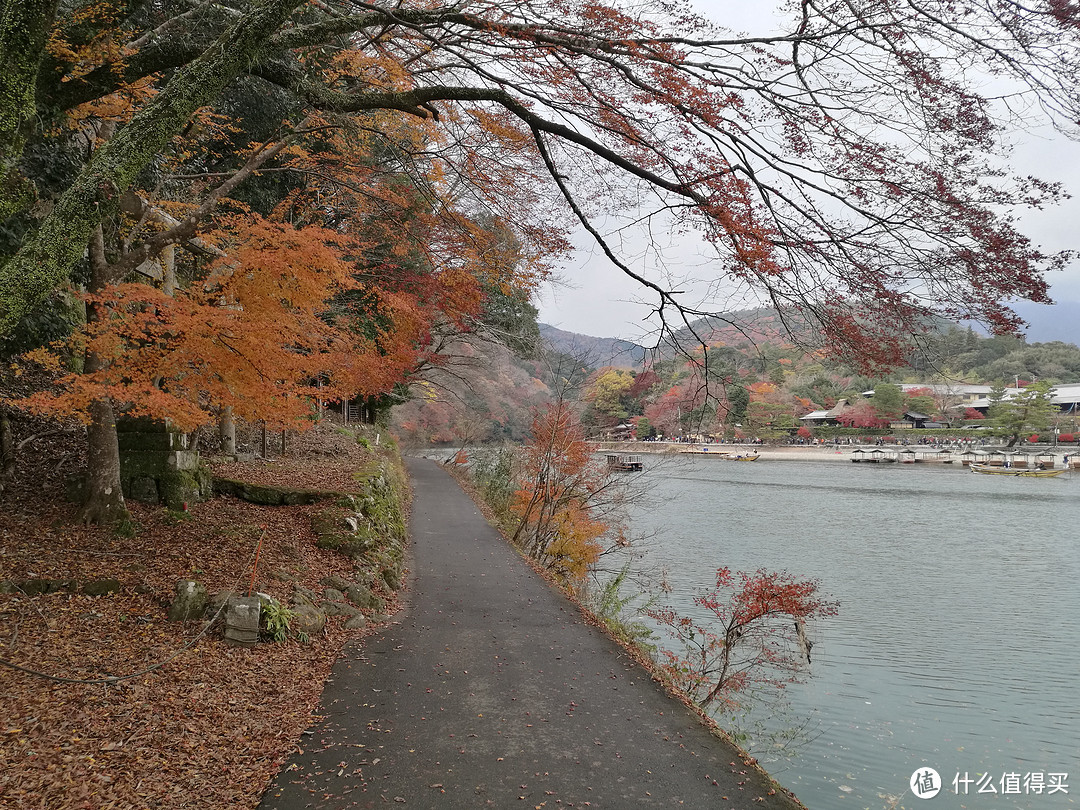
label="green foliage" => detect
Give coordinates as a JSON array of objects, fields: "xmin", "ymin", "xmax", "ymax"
[
  {"xmin": 987, "ymin": 380, "xmax": 1057, "ymax": 446},
  {"xmin": 587, "ymin": 368, "xmax": 634, "ymax": 420},
  {"xmin": 261, "ymin": 600, "xmax": 296, "ymax": 643},
  {"xmin": 480, "ymin": 279, "xmax": 542, "ymax": 357},
  {"xmin": 727, "ymin": 385, "xmax": 750, "ymax": 424},
  {"xmin": 587, "ymin": 566, "xmax": 655, "ymax": 651},
  {"xmin": 162, "ymin": 508, "xmax": 194, "ymax": 525},
  {"xmin": 110, "ymin": 515, "xmax": 141, "ymax": 539},
  {"xmin": 468, "ymin": 444, "xmax": 516, "ymax": 516},
  {"xmin": 870, "ymin": 383, "xmax": 905, "ymax": 418}
]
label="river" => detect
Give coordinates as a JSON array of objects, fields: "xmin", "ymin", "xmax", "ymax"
[{"xmin": 621, "ymin": 455, "xmax": 1079, "ymax": 809}]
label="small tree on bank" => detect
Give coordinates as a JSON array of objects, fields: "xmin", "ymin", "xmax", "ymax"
[
  {"xmin": 648, "ymin": 568, "xmax": 838, "ymax": 710},
  {"xmin": 510, "ymin": 401, "xmax": 612, "ymax": 582},
  {"xmin": 988, "ymin": 380, "xmax": 1057, "ymax": 447}
]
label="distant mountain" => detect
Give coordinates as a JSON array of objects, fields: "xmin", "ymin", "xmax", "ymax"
[{"xmin": 539, "ymin": 324, "xmax": 647, "ymax": 369}]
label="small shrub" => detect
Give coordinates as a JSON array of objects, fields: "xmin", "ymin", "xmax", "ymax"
[
  {"xmin": 111, "ymin": 516, "xmax": 140, "ymax": 539},
  {"xmin": 587, "ymin": 567, "xmax": 655, "ymax": 652},
  {"xmin": 262, "ymin": 600, "xmax": 296, "ymax": 643}
]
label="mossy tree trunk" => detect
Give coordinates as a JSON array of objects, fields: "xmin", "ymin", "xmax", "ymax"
[
  {"xmin": 0, "ymin": 0, "xmax": 58, "ymax": 220},
  {"xmin": 0, "ymin": 0, "xmax": 306, "ymax": 336},
  {"xmin": 78, "ymin": 225, "xmax": 128, "ymax": 525}
]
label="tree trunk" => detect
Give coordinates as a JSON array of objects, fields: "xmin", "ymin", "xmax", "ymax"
[
  {"xmin": 77, "ymin": 224, "xmax": 128, "ymax": 525},
  {"xmin": 219, "ymin": 406, "xmax": 236, "ymax": 455},
  {"xmin": 78, "ymin": 396, "xmax": 127, "ymax": 525},
  {"xmin": 0, "ymin": 0, "xmax": 307, "ymax": 335},
  {"xmin": 0, "ymin": 403, "xmax": 14, "ymax": 497}
]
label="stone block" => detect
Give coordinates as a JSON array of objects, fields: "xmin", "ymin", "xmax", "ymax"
[
  {"xmin": 117, "ymin": 431, "xmax": 184, "ymax": 452},
  {"xmin": 207, "ymin": 589, "xmax": 241, "ymax": 622},
  {"xmin": 223, "ymin": 595, "xmax": 262, "ymax": 647},
  {"xmin": 168, "ymin": 579, "xmax": 209, "ymax": 621},
  {"xmin": 127, "ymin": 476, "xmax": 160, "ymax": 504},
  {"xmin": 344, "ymin": 614, "xmax": 367, "ymax": 630},
  {"xmin": 81, "ymin": 579, "xmax": 122, "ymax": 596},
  {"xmin": 321, "ymin": 600, "xmax": 360, "ymax": 618},
  {"xmin": 345, "ymin": 584, "xmax": 385, "ymax": 613},
  {"xmin": 159, "ymin": 468, "xmax": 203, "ymax": 511},
  {"xmin": 319, "ymin": 574, "xmax": 353, "ymax": 591},
  {"xmin": 116, "ymin": 416, "xmax": 167, "ymax": 433},
  {"xmin": 19, "ymin": 579, "xmax": 76, "ymax": 595}
]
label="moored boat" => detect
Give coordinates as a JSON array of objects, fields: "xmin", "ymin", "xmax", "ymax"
[
  {"xmin": 606, "ymin": 453, "xmax": 643, "ymax": 472},
  {"xmin": 969, "ymin": 463, "xmax": 1067, "ymax": 478}
]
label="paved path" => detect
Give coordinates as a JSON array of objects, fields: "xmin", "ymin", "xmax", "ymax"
[{"xmin": 260, "ymin": 458, "xmax": 801, "ymax": 809}]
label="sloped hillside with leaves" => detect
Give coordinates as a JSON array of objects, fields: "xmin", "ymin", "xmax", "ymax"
[
  {"xmin": 0, "ymin": 422, "xmax": 405, "ymax": 810},
  {"xmin": 391, "ymin": 337, "xmax": 555, "ymax": 445}
]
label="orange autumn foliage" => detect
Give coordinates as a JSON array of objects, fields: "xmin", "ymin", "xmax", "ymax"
[
  {"xmin": 16, "ymin": 216, "xmax": 429, "ymax": 430},
  {"xmin": 511, "ymin": 402, "xmax": 609, "ymax": 582}
]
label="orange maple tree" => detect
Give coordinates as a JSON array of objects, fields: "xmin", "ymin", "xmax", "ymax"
[
  {"xmin": 510, "ymin": 401, "xmax": 611, "ymax": 582},
  {"xmin": 17, "ymin": 215, "xmax": 430, "ymax": 430}
]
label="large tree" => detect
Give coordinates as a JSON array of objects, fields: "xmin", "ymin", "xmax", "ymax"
[
  {"xmin": 2, "ymin": 0, "xmax": 1079, "ymax": 354},
  {"xmin": 2, "ymin": 0, "xmax": 1080, "ymax": 522}
]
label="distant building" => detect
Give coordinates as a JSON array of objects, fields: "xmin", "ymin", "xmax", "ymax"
[
  {"xmin": 860, "ymin": 383, "xmax": 1006, "ymax": 404},
  {"xmin": 598, "ymin": 422, "xmax": 636, "ymax": 441},
  {"xmin": 889, "ymin": 412, "xmax": 947, "ymax": 429},
  {"xmin": 966, "ymin": 383, "xmax": 1080, "ymax": 416},
  {"xmin": 800, "ymin": 399, "xmax": 851, "ymax": 426}
]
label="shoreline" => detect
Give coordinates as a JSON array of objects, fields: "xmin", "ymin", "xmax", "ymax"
[
  {"xmin": 597, "ymin": 442, "xmax": 864, "ymax": 462},
  {"xmin": 595, "ymin": 442, "xmax": 1080, "ymax": 464}
]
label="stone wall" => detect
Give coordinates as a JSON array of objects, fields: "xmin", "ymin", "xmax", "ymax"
[{"xmin": 117, "ymin": 417, "xmax": 211, "ymax": 509}]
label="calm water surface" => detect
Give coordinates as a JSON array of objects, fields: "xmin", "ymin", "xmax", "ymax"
[{"xmin": 623, "ymin": 456, "xmax": 1080, "ymax": 809}]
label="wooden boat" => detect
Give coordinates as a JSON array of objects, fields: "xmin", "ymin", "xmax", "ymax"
[
  {"xmin": 605, "ymin": 453, "xmax": 643, "ymax": 472},
  {"xmin": 682, "ymin": 447, "xmax": 759, "ymax": 460},
  {"xmin": 969, "ymin": 463, "xmax": 1067, "ymax": 478}
]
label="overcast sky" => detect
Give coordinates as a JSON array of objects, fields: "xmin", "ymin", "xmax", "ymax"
[{"xmin": 536, "ymin": 2, "xmax": 1080, "ymax": 343}]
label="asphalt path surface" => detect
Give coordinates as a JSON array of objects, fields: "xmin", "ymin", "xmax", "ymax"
[{"xmin": 259, "ymin": 458, "xmax": 802, "ymax": 809}]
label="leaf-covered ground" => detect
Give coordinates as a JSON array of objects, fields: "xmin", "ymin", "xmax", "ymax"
[{"xmin": 0, "ymin": 422, "xmax": 403, "ymax": 810}]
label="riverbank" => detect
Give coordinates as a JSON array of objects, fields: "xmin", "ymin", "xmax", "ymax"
[{"xmin": 598, "ymin": 441, "xmax": 855, "ymax": 462}]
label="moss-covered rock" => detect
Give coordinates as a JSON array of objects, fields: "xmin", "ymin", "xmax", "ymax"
[
  {"xmin": 81, "ymin": 579, "xmax": 122, "ymax": 596},
  {"xmin": 159, "ymin": 467, "xmax": 211, "ymax": 511}
]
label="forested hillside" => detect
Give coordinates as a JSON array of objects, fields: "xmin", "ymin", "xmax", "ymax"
[{"xmin": 396, "ymin": 310, "xmax": 1080, "ymax": 445}]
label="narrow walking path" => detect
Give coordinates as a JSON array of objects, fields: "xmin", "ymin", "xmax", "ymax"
[{"xmin": 260, "ymin": 458, "xmax": 801, "ymax": 809}]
